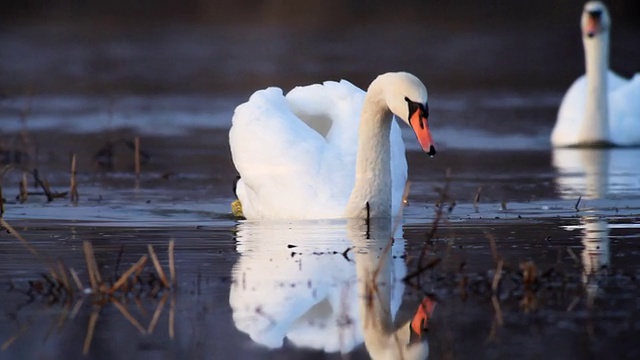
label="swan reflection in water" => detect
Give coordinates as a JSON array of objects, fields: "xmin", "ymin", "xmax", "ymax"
[
  {"xmin": 229, "ymin": 218, "xmax": 433, "ymax": 359},
  {"xmin": 552, "ymin": 147, "xmax": 622, "ymax": 302},
  {"xmin": 552, "ymin": 147, "xmax": 640, "ymax": 200}
]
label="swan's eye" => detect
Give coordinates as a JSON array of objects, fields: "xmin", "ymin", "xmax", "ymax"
[{"xmin": 405, "ymin": 97, "xmax": 421, "ymax": 121}]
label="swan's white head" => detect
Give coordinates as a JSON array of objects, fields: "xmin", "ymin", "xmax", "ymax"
[
  {"xmin": 582, "ymin": 1, "xmax": 610, "ymax": 39},
  {"xmin": 376, "ymin": 72, "xmax": 435, "ymax": 156}
]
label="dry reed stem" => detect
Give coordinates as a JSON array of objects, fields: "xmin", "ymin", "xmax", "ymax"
[
  {"xmin": 0, "ymin": 218, "xmax": 36, "ymax": 256},
  {"xmin": 148, "ymin": 245, "xmax": 169, "ymax": 288},
  {"xmin": 82, "ymin": 241, "xmax": 101, "ymax": 291},
  {"xmin": 70, "ymin": 297, "xmax": 85, "ymax": 319},
  {"xmin": 492, "ymin": 259, "xmax": 503, "ymax": 293},
  {"xmin": 1, "ymin": 325, "xmax": 27, "ymax": 351},
  {"xmin": 0, "ymin": 184, "xmax": 4, "ymax": 217},
  {"xmin": 69, "ymin": 268, "xmax": 84, "ymax": 292},
  {"xmin": 112, "ymin": 299, "xmax": 147, "ymax": 334},
  {"xmin": 32, "ymin": 169, "xmax": 54, "ymax": 202},
  {"xmin": 169, "ymin": 295, "xmax": 176, "ymax": 339},
  {"xmin": 567, "ymin": 296, "xmax": 580, "ymax": 312},
  {"xmin": 56, "ymin": 260, "xmax": 72, "ymax": 295},
  {"xmin": 485, "ymin": 231, "xmax": 500, "ymax": 266},
  {"xmin": 70, "ymin": 153, "xmax": 78, "ymax": 202},
  {"xmin": 110, "ymin": 255, "xmax": 148, "ymax": 293},
  {"xmin": 147, "ymin": 292, "xmax": 169, "ymax": 334},
  {"xmin": 168, "ymin": 239, "xmax": 176, "ymax": 287},
  {"xmin": 134, "ymin": 136, "xmax": 140, "ymax": 178},
  {"xmin": 19, "ymin": 172, "xmax": 28, "ymax": 203},
  {"xmin": 83, "ymin": 311, "xmax": 99, "ymax": 355},
  {"xmin": 473, "ymin": 186, "xmax": 482, "ymax": 212},
  {"xmin": 415, "ymin": 169, "xmax": 452, "ymax": 276},
  {"xmin": 134, "ymin": 297, "xmax": 148, "ymax": 318},
  {"xmin": 491, "ymin": 295, "xmax": 503, "ymax": 326},
  {"xmin": 567, "ymin": 247, "xmax": 580, "ymax": 264}
]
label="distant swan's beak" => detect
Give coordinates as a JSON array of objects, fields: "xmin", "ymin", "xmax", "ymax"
[
  {"xmin": 584, "ymin": 12, "xmax": 601, "ymax": 38},
  {"xmin": 409, "ymin": 109, "xmax": 436, "ymax": 156}
]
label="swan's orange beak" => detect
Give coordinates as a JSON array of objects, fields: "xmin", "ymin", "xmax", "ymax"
[
  {"xmin": 584, "ymin": 10, "xmax": 602, "ymax": 38},
  {"xmin": 410, "ymin": 297, "xmax": 436, "ymax": 336},
  {"xmin": 409, "ymin": 109, "xmax": 436, "ymax": 156}
]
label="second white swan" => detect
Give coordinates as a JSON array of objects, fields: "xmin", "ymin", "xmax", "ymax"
[{"xmin": 551, "ymin": 1, "xmax": 640, "ymax": 147}]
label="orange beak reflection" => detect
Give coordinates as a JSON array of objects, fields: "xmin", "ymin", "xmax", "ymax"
[{"xmin": 409, "ymin": 109, "xmax": 436, "ymax": 156}]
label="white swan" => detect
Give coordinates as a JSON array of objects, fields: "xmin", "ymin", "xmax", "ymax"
[
  {"xmin": 229, "ymin": 72, "xmax": 434, "ymax": 220},
  {"xmin": 550, "ymin": 1, "xmax": 640, "ymax": 147}
]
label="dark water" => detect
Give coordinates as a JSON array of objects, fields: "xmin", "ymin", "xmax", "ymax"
[{"xmin": 1, "ymin": 3, "xmax": 640, "ymax": 359}]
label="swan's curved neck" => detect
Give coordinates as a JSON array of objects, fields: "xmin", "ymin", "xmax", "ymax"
[
  {"xmin": 345, "ymin": 81, "xmax": 393, "ymax": 218},
  {"xmin": 580, "ymin": 33, "xmax": 610, "ymax": 144}
]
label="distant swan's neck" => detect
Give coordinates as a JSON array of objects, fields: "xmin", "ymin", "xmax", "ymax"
[
  {"xmin": 345, "ymin": 81, "xmax": 393, "ymax": 218},
  {"xmin": 580, "ymin": 34, "xmax": 610, "ymax": 144}
]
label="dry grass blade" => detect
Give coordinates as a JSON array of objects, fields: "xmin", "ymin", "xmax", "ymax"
[
  {"xmin": 485, "ymin": 231, "xmax": 500, "ymax": 266},
  {"xmin": 148, "ymin": 245, "xmax": 169, "ymax": 288},
  {"xmin": 567, "ymin": 247, "xmax": 580, "ymax": 264},
  {"xmin": 70, "ymin": 297, "xmax": 85, "ymax": 319},
  {"xmin": 0, "ymin": 183, "xmax": 4, "ymax": 217},
  {"xmin": 491, "ymin": 295, "xmax": 504, "ymax": 326},
  {"xmin": 147, "ymin": 292, "xmax": 169, "ymax": 334},
  {"xmin": 567, "ymin": 296, "xmax": 581, "ymax": 312},
  {"xmin": 83, "ymin": 241, "xmax": 101, "ymax": 291},
  {"xmin": 32, "ymin": 169, "xmax": 54, "ymax": 202},
  {"xmin": 19, "ymin": 172, "xmax": 28, "ymax": 203},
  {"xmin": 56, "ymin": 260, "xmax": 72, "ymax": 295},
  {"xmin": 1, "ymin": 218, "xmax": 40, "ymax": 257},
  {"xmin": 70, "ymin": 153, "xmax": 79, "ymax": 202},
  {"xmin": 1, "ymin": 325, "xmax": 28, "ymax": 351},
  {"xmin": 69, "ymin": 267, "xmax": 84, "ymax": 292},
  {"xmin": 473, "ymin": 186, "xmax": 482, "ymax": 212},
  {"xmin": 168, "ymin": 239, "xmax": 176, "ymax": 287},
  {"xmin": 134, "ymin": 136, "xmax": 141, "ymax": 178},
  {"xmin": 112, "ymin": 299, "xmax": 147, "ymax": 334},
  {"xmin": 1, "ymin": 218, "xmax": 59, "ymax": 278},
  {"xmin": 83, "ymin": 311, "xmax": 99, "ymax": 355},
  {"xmin": 492, "ymin": 259, "xmax": 503, "ymax": 293},
  {"xmin": 110, "ymin": 255, "xmax": 148, "ymax": 293},
  {"xmin": 169, "ymin": 295, "xmax": 176, "ymax": 339}
]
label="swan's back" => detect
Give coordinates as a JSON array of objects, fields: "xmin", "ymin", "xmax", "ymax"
[{"xmin": 230, "ymin": 80, "xmax": 408, "ymax": 220}]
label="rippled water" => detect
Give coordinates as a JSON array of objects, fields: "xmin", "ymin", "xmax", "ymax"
[{"xmin": 1, "ymin": 11, "xmax": 640, "ymax": 360}]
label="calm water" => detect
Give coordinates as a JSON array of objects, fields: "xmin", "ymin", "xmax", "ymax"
[{"xmin": 1, "ymin": 8, "xmax": 640, "ymax": 360}]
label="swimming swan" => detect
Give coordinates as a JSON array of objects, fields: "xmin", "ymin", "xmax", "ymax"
[
  {"xmin": 551, "ymin": 1, "xmax": 640, "ymax": 147},
  {"xmin": 229, "ymin": 72, "xmax": 435, "ymax": 220}
]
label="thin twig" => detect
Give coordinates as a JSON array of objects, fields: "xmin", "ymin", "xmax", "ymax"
[
  {"xmin": 134, "ymin": 136, "xmax": 141, "ymax": 178},
  {"xmin": 110, "ymin": 255, "xmax": 148, "ymax": 293},
  {"xmin": 69, "ymin": 268, "xmax": 84, "ymax": 293},
  {"xmin": 148, "ymin": 245, "xmax": 169, "ymax": 288},
  {"xmin": 147, "ymin": 292, "xmax": 169, "ymax": 334},
  {"xmin": 82, "ymin": 241, "xmax": 101, "ymax": 291},
  {"xmin": 473, "ymin": 186, "xmax": 482, "ymax": 212},
  {"xmin": 168, "ymin": 239, "xmax": 176, "ymax": 287},
  {"xmin": 574, "ymin": 195, "xmax": 582, "ymax": 212},
  {"xmin": 169, "ymin": 294, "xmax": 176, "ymax": 339},
  {"xmin": 83, "ymin": 311, "xmax": 99, "ymax": 355},
  {"xmin": 70, "ymin": 153, "xmax": 79, "ymax": 202},
  {"xmin": 112, "ymin": 299, "xmax": 146, "ymax": 334}
]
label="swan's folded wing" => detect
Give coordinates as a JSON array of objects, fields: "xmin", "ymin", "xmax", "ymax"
[
  {"xmin": 610, "ymin": 73, "xmax": 640, "ymax": 145},
  {"xmin": 552, "ymin": 75, "xmax": 587, "ymax": 146},
  {"xmin": 229, "ymin": 87, "xmax": 327, "ymax": 218}
]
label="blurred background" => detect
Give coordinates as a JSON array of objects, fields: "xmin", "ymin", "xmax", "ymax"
[{"xmin": 1, "ymin": 0, "xmax": 639, "ymax": 97}]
